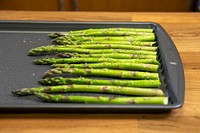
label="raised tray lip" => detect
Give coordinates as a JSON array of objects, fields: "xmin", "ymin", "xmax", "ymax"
[
  {"xmin": 154, "ymin": 22, "xmax": 185, "ymax": 108},
  {"xmin": 0, "ymin": 20, "xmax": 185, "ymax": 112}
]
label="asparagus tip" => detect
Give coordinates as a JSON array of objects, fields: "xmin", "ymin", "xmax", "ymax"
[
  {"xmin": 11, "ymin": 90, "xmax": 28, "ymax": 96},
  {"xmin": 34, "ymin": 92, "xmax": 50, "ymax": 102},
  {"xmin": 38, "ymin": 79, "xmax": 49, "ymax": 85},
  {"xmin": 11, "ymin": 90, "xmax": 19, "ymax": 95},
  {"xmin": 49, "ymin": 32, "xmax": 65, "ymax": 38}
]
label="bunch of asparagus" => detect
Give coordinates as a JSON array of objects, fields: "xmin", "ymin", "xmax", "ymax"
[{"xmin": 12, "ymin": 28, "xmax": 168, "ymax": 105}]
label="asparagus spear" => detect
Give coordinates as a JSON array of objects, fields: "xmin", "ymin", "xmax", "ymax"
[
  {"xmin": 34, "ymin": 93, "xmax": 168, "ymax": 105},
  {"xmin": 55, "ymin": 39, "xmax": 156, "ymax": 47},
  {"xmin": 59, "ymin": 35, "xmax": 155, "ymax": 43},
  {"xmin": 29, "ymin": 45, "xmax": 157, "ymax": 56},
  {"xmin": 58, "ymin": 44, "xmax": 157, "ymax": 51},
  {"xmin": 80, "ymin": 41, "xmax": 156, "ymax": 46},
  {"xmin": 50, "ymin": 31, "xmax": 154, "ymax": 37},
  {"xmin": 43, "ymin": 68, "xmax": 159, "ymax": 79},
  {"xmin": 39, "ymin": 77, "xmax": 161, "ymax": 87},
  {"xmin": 49, "ymin": 28, "xmax": 153, "ymax": 38},
  {"xmin": 52, "ymin": 62, "xmax": 158, "ymax": 72},
  {"xmin": 67, "ymin": 28, "xmax": 153, "ymax": 33},
  {"xmin": 57, "ymin": 53, "xmax": 156, "ymax": 60},
  {"xmin": 12, "ymin": 84, "xmax": 164, "ymax": 96},
  {"xmin": 34, "ymin": 58, "xmax": 159, "ymax": 65}
]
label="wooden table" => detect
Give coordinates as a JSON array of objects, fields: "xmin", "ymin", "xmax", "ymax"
[{"xmin": 0, "ymin": 11, "xmax": 200, "ymax": 133}]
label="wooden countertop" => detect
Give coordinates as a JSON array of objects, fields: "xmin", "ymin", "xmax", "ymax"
[{"xmin": 0, "ymin": 11, "xmax": 200, "ymax": 133}]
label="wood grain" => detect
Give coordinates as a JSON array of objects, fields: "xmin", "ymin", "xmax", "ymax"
[
  {"xmin": 0, "ymin": 11, "xmax": 200, "ymax": 133},
  {"xmin": 0, "ymin": 11, "xmax": 200, "ymax": 24}
]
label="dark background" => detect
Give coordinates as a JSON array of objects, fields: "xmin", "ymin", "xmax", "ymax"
[{"xmin": 0, "ymin": 0, "xmax": 199, "ymax": 12}]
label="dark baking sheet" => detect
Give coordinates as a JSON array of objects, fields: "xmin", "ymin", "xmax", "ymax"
[{"xmin": 0, "ymin": 21, "xmax": 184, "ymax": 113}]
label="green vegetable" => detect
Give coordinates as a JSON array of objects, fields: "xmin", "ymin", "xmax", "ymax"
[
  {"xmin": 43, "ymin": 68, "xmax": 159, "ymax": 79},
  {"xmin": 12, "ymin": 84, "xmax": 164, "ymax": 96},
  {"xmin": 57, "ymin": 53, "xmax": 156, "ymax": 60},
  {"xmin": 39, "ymin": 77, "xmax": 161, "ymax": 87},
  {"xmin": 52, "ymin": 62, "xmax": 158, "ymax": 72},
  {"xmin": 28, "ymin": 45, "xmax": 157, "ymax": 56},
  {"xmin": 34, "ymin": 93, "xmax": 168, "ymax": 105},
  {"xmin": 49, "ymin": 28, "xmax": 153, "ymax": 38},
  {"xmin": 34, "ymin": 58, "xmax": 159, "ymax": 65}
]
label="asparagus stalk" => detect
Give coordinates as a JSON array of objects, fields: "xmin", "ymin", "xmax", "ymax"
[
  {"xmin": 49, "ymin": 28, "xmax": 153, "ymax": 38},
  {"xmin": 52, "ymin": 62, "xmax": 158, "ymax": 72},
  {"xmin": 39, "ymin": 77, "xmax": 161, "ymax": 87},
  {"xmin": 34, "ymin": 93, "xmax": 168, "ymax": 105},
  {"xmin": 60, "ymin": 44, "xmax": 157, "ymax": 51},
  {"xmin": 55, "ymin": 39, "xmax": 156, "ymax": 47},
  {"xmin": 50, "ymin": 31, "xmax": 154, "ymax": 37},
  {"xmin": 34, "ymin": 58, "xmax": 159, "ymax": 65},
  {"xmin": 57, "ymin": 53, "xmax": 156, "ymax": 60},
  {"xmin": 43, "ymin": 68, "xmax": 159, "ymax": 79},
  {"xmin": 28, "ymin": 45, "xmax": 157, "ymax": 56},
  {"xmin": 59, "ymin": 35, "xmax": 155, "ymax": 42},
  {"xmin": 68, "ymin": 28, "xmax": 153, "ymax": 33},
  {"xmin": 12, "ymin": 84, "xmax": 164, "ymax": 96}
]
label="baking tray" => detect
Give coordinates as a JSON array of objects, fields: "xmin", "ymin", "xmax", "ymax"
[{"xmin": 0, "ymin": 21, "xmax": 185, "ymax": 113}]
